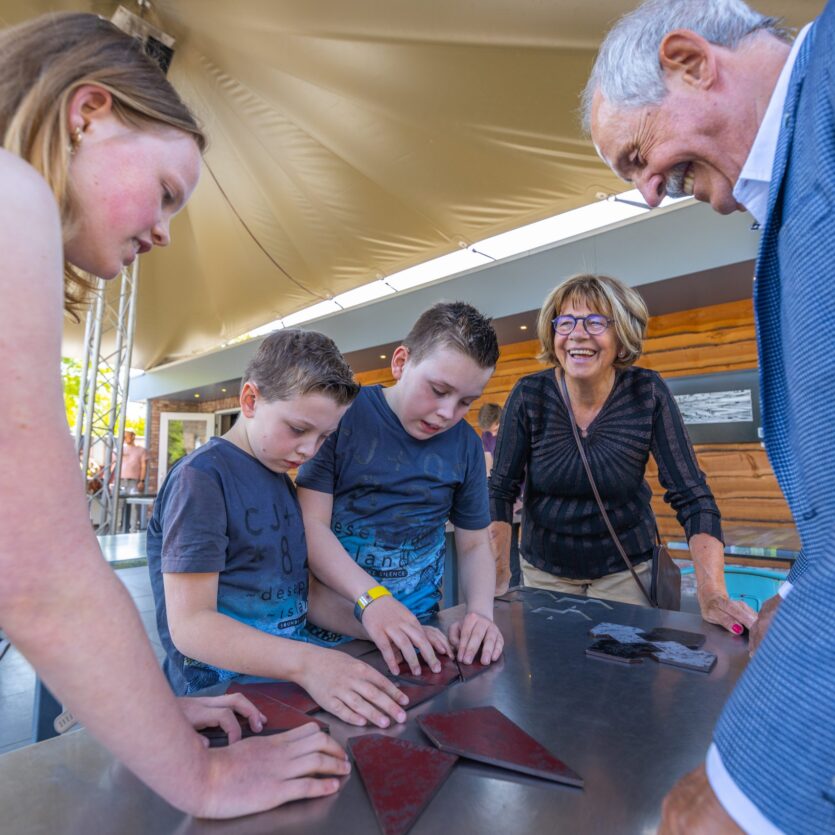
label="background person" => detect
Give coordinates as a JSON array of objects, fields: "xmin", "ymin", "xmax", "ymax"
[
  {"xmin": 586, "ymin": 1, "xmax": 835, "ymax": 831},
  {"xmin": 115, "ymin": 429, "xmax": 148, "ymax": 531},
  {"xmin": 0, "ymin": 12, "xmax": 348, "ymax": 819},
  {"xmin": 119, "ymin": 430, "xmax": 148, "ymax": 494},
  {"xmin": 489, "ymin": 274, "xmax": 755, "ymax": 634},
  {"xmin": 477, "ymin": 402, "xmax": 502, "ymax": 475},
  {"xmin": 479, "ymin": 402, "xmax": 523, "ymax": 587}
]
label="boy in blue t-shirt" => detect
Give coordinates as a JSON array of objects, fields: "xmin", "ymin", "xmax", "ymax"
[
  {"xmin": 297, "ymin": 302, "xmax": 505, "ymax": 677},
  {"xmin": 148, "ymin": 330, "xmax": 408, "ymax": 729}
]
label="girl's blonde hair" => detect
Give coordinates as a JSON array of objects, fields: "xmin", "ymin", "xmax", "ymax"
[
  {"xmin": 536, "ymin": 273, "xmax": 648, "ymax": 368},
  {"xmin": 0, "ymin": 12, "xmax": 206, "ymax": 318}
]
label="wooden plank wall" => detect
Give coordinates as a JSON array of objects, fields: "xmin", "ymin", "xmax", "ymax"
[{"xmin": 354, "ymin": 298, "xmax": 793, "ymax": 540}]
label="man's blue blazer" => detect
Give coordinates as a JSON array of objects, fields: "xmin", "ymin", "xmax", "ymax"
[{"xmin": 713, "ymin": 3, "xmax": 835, "ymax": 832}]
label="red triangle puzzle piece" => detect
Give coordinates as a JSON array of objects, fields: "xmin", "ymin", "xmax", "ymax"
[
  {"xmin": 395, "ymin": 653, "xmax": 461, "ymax": 687},
  {"xmin": 227, "ymin": 681, "xmax": 319, "ymax": 714},
  {"xmin": 349, "ymin": 734, "xmax": 457, "ymax": 835},
  {"xmin": 456, "ymin": 654, "xmax": 504, "ymax": 682},
  {"xmin": 418, "ymin": 706, "xmax": 583, "ymax": 788},
  {"xmin": 396, "ymin": 681, "xmax": 447, "ymax": 710}
]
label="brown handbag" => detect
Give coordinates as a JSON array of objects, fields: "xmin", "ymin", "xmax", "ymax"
[{"xmin": 558, "ymin": 372, "xmax": 681, "ymax": 610}]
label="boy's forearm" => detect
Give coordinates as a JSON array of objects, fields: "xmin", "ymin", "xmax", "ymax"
[
  {"xmin": 306, "ymin": 520, "xmax": 379, "ymax": 601},
  {"xmin": 307, "ymin": 579, "xmax": 367, "ymax": 639},
  {"xmin": 457, "ymin": 539, "xmax": 497, "ymax": 618},
  {"xmin": 170, "ymin": 607, "xmax": 317, "ymax": 684}
]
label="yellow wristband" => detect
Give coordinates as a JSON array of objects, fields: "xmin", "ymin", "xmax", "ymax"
[{"xmin": 354, "ymin": 585, "xmax": 392, "ymax": 621}]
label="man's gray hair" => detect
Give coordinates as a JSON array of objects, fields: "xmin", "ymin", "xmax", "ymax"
[{"xmin": 581, "ymin": 0, "xmax": 790, "ymax": 133}]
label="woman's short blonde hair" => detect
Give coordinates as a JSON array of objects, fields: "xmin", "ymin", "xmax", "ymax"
[
  {"xmin": 536, "ymin": 274, "xmax": 648, "ymax": 368},
  {"xmin": 0, "ymin": 12, "xmax": 206, "ymax": 318}
]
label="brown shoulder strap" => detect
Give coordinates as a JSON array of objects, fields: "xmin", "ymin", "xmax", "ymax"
[{"xmin": 557, "ymin": 371, "xmax": 654, "ymax": 607}]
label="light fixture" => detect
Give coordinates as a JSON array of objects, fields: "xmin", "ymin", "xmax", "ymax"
[
  {"xmin": 281, "ymin": 299, "xmax": 342, "ymax": 327},
  {"xmin": 520, "ymin": 325, "xmax": 528, "ymax": 331},
  {"xmin": 193, "ymin": 393, "xmax": 200, "ymax": 398},
  {"xmin": 332, "ymin": 281, "xmax": 395, "ymax": 309},
  {"xmin": 221, "ymin": 388, "xmax": 227, "ymax": 393}
]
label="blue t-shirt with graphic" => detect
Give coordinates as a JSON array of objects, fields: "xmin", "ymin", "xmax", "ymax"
[
  {"xmin": 147, "ymin": 437, "xmax": 308, "ymax": 695},
  {"xmin": 296, "ymin": 385, "xmax": 490, "ymax": 626}
]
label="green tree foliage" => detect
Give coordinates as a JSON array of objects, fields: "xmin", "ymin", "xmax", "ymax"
[
  {"xmin": 166, "ymin": 420, "xmax": 186, "ymax": 470},
  {"xmin": 61, "ymin": 357, "xmax": 145, "ymax": 437}
]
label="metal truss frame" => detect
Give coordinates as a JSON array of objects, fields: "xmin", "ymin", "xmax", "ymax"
[{"xmin": 74, "ymin": 262, "xmax": 139, "ymax": 534}]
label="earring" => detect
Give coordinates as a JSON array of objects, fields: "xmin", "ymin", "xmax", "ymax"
[
  {"xmin": 618, "ymin": 349, "xmax": 627, "ymax": 359},
  {"xmin": 69, "ymin": 126, "xmax": 83, "ymax": 155}
]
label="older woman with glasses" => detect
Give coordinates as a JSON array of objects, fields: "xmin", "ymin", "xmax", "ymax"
[{"xmin": 489, "ymin": 274, "xmax": 756, "ymax": 634}]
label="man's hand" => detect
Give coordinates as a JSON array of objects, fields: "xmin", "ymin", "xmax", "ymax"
[
  {"xmin": 698, "ymin": 590, "xmax": 757, "ymax": 635},
  {"xmin": 749, "ymin": 592, "xmax": 781, "ymax": 656},
  {"xmin": 449, "ymin": 611, "xmax": 504, "ymax": 665},
  {"xmin": 360, "ymin": 595, "xmax": 451, "ymax": 676},
  {"xmin": 178, "ymin": 693, "xmax": 267, "ymax": 745},
  {"xmin": 659, "ymin": 764, "xmax": 743, "ymax": 834},
  {"xmin": 199, "ymin": 724, "xmax": 350, "ymax": 818},
  {"xmin": 297, "ymin": 647, "xmax": 409, "ymax": 728}
]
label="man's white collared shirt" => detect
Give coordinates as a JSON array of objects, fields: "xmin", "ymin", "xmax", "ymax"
[{"xmin": 732, "ymin": 24, "xmax": 812, "ymax": 225}]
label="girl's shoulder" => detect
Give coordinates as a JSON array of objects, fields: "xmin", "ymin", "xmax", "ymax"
[
  {"xmin": 0, "ymin": 149, "xmax": 56, "ymax": 206},
  {"xmin": 0, "ymin": 150, "xmax": 63, "ymax": 328},
  {"xmin": 0, "ymin": 150, "xmax": 61, "ymax": 250}
]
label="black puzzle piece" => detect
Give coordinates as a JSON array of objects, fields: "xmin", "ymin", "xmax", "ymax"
[
  {"xmin": 585, "ymin": 638, "xmax": 655, "ymax": 664},
  {"xmin": 650, "ymin": 641, "xmax": 717, "ymax": 674},
  {"xmin": 640, "ymin": 627, "xmax": 705, "ymax": 649}
]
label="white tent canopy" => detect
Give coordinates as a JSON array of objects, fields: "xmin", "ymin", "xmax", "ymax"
[{"xmin": 2, "ymin": 0, "xmax": 819, "ymax": 368}]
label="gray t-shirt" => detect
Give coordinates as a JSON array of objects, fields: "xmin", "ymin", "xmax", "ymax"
[{"xmin": 147, "ymin": 437, "xmax": 308, "ymax": 695}]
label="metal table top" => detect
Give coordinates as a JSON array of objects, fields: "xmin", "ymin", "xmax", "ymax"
[{"xmin": 0, "ymin": 589, "xmax": 749, "ymax": 835}]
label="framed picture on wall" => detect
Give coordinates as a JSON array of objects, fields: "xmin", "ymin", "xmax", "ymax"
[{"xmin": 664, "ymin": 369, "xmax": 761, "ymax": 444}]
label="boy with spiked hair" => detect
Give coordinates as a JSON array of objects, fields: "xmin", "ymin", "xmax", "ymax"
[
  {"xmin": 297, "ymin": 302, "xmax": 505, "ymax": 677},
  {"xmin": 148, "ymin": 329, "xmax": 410, "ymax": 729}
]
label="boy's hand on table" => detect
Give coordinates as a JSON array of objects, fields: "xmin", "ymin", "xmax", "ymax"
[
  {"xmin": 178, "ymin": 694, "xmax": 267, "ymax": 745},
  {"xmin": 421, "ymin": 625, "xmax": 453, "ymax": 657},
  {"xmin": 449, "ymin": 612, "xmax": 504, "ymax": 665},
  {"xmin": 199, "ymin": 723, "xmax": 350, "ymax": 818},
  {"xmin": 299, "ymin": 648, "xmax": 409, "ymax": 728},
  {"xmin": 361, "ymin": 596, "xmax": 450, "ymax": 676}
]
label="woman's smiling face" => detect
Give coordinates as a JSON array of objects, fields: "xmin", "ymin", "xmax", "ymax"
[{"xmin": 553, "ymin": 296, "xmax": 619, "ymax": 384}]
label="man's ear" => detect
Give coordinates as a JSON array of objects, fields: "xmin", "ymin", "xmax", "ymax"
[
  {"xmin": 390, "ymin": 345, "xmax": 410, "ymax": 381},
  {"xmin": 659, "ymin": 30, "xmax": 718, "ymax": 90},
  {"xmin": 239, "ymin": 381, "xmax": 259, "ymax": 417},
  {"xmin": 66, "ymin": 84, "xmax": 114, "ymax": 136}
]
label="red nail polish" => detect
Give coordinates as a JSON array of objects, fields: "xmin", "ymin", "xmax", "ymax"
[{"xmin": 732, "ymin": 624, "xmax": 743, "ymax": 635}]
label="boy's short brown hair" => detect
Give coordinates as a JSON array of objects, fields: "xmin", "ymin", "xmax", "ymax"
[
  {"xmin": 402, "ymin": 301, "xmax": 499, "ymax": 369},
  {"xmin": 477, "ymin": 403, "xmax": 502, "ymax": 431},
  {"xmin": 243, "ymin": 329, "xmax": 359, "ymax": 406}
]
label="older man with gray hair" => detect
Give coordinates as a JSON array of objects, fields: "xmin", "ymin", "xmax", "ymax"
[{"xmin": 586, "ymin": 1, "xmax": 834, "ymax": 833}]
